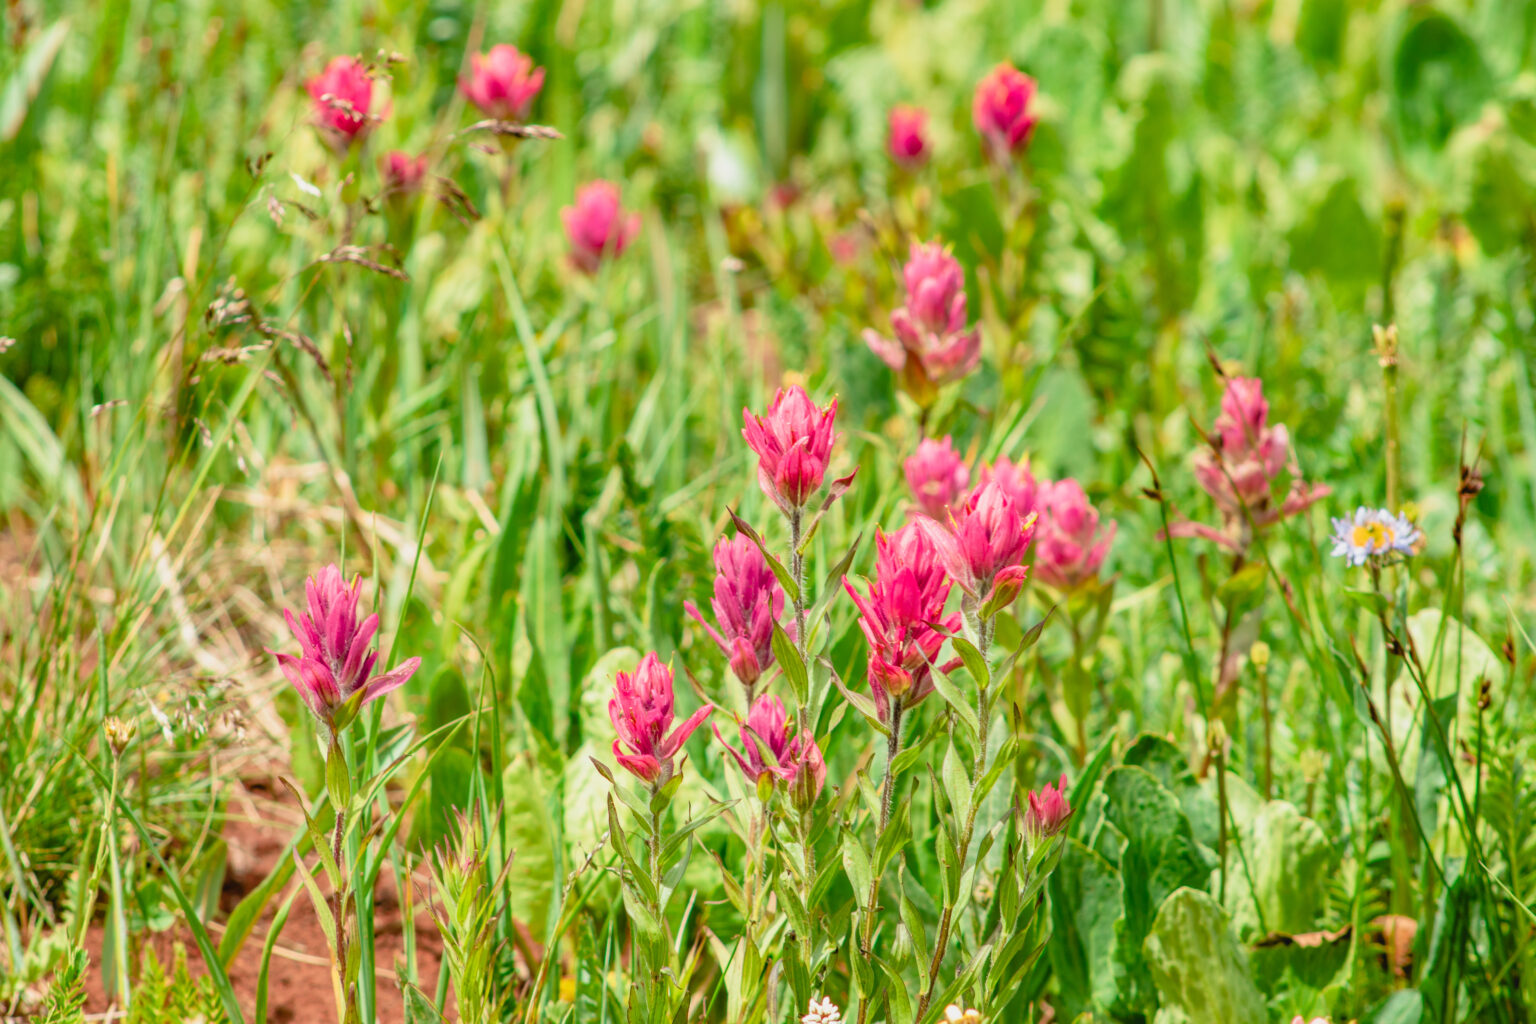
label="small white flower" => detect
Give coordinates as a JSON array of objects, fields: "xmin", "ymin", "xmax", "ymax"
[
  {"xmin": 944, "ymin": 1006, "xmax": 983, "ymax": 1024},
  {"xmin": 1329, "ymin": 506, "xmax": 1420, "ymax": 567},
  {"xmin": 802, "ymin": 996, "xmax": 843, "ymax": 1024}
]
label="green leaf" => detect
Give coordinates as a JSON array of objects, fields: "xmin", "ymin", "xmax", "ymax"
[
  {"xmin": 1222, "ymin": 801, "xmax": 1332, "ymax": 940},
  {"xmin": 941, "ymin": 741, "xmax": 971, "ymax": 823},
  {"xmin": 772, "ymin": 623, "xmax": 808, "ymax": 703},
  {"xmin": 1048, "ymin": 839, "xmax": 1125, "ymax": 1017},
  {"xmin": 1101, "ymin": 766, "xmax": 1217, "ymax": 1012},
  {"xmin": 1368, "ymin": 989, "xmax": 1425, "ymax": 1024},
  {"xmin": 929, "ymin": 662, "xmax": 981, "ymax": 739},
  {"xmin": 291, "ymin": 849, "xmax": 336, "ymax": 953},
  {"xmin": 880, "ymin": 956, "xmax": 914, "ymax": 1022},
  {"xmin": 1390, "ymin": 7, "xmax": 1493, "ymax": 158},
  {"xmin": 1342, "ymin": 588, "xmax": 1391, "ymax": 616},
  {"xmin": 951, "ymin": 636, "xmax": 990, "ymax": 692},
  {"xmin": 843, "ymin": 830, "xmax": 873, "ymax": 907},
  {"xmin": 729, "ymin": 509, "xmax": 799, "ymax": 602},
  {"xmin": 1143, "ymin": 888, "xmax": 1267, "ymax": 1022},
  {"xmin": 325, "ymin": 742, "xmax": 353, "ymax": 817},
  {"xmin": 500, "ymin": 753, "xmax": 557, "ymax": 938}
]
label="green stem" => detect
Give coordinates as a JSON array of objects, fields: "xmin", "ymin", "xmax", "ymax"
[
  {"xmin": 857, "ymin": 701, "xmax": 904, "ymax": 968},
  {"xmin": 914, "ymin": 621, "xmax": 993, "ymax": 1022},
  {"xmin": 331, "ymin": 806, "xmax": 353, "ymax": 1024}
]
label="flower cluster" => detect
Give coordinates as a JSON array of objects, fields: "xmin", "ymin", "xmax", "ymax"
[
  {"xmin": 919, "ymin": 480, "xmax": 1036, "ymax": 611},
  {"xmin": 864, "ymin": 242, "xmax": 982, "ymax": 406},
  {"xmin": 905, "ymin": 436, "xmax": 970, "ymax": 521},
  {"xmin": 684, "ymin": 535, "xmax": 784, "ymax": 693},
  {"xmin": 801, "ymin": 996, "xmax": 843, "ymax": 1024},
  {"xmin": 715, "ymin": 695, "xmax": 826, "ymax": 807},
  {"xmin": 973, "ymin": 62, "xmax": 1038, "ymax": 163},
  {"xmin": 742, "ymin": 386, "xmax": 841, "ymax": 514},
  {"xmin": 1168, "ymin": 376, "xmax": 1330, "ymax": 551},
  {"xmin": 562, "ymin": 180, "xmax": 642, "ymax": 274},
  {"xmin": 609, "ymin": 653, "xmax": 713, "ymax": 787},
  {"xmin": 459, "ymin": 44, "xmax": 545, "ymax": 122},
  {"xmin": 1329, "ymin": 507, "xmax": 1420, "ymax": 567},
  {"xmin": 307, "ymin": 57, "xmax": 378, "ymax": 149},
  {"xmin": 908, "ymin": 447, "xmax": 1116, "ymax": 594},
  {"xmin": 381, "ymin": 150, "xmax": 429, "ymax": 197},
  {"xmin": 270, "ymin": 565, "xmax": 421, "ymax": 729},
  {"xmin": 307, "ymin": 47, "xmax": 638, "ymax": 274},
  {"xmin": 1032, "ymin": 479, "xmax": 1117, "ymax": 591},
  {"xmin": 887, "ymin": 105, "xmax": 931, "ymax": 170},
  {"xmin": 844, "ymin": 525, "xmax": 961, "ymax": 725}
]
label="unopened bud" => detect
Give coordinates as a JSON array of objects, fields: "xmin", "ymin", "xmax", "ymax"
[{"xmin": 104, "ymin": 716, "xmax": 136, "ymax": 757}]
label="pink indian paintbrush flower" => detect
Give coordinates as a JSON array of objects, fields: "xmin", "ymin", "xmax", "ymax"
[
  {"xmin": 1024, "ymin": 773, "xmax": 1071, "ymax": 843},
  {"xmin": 1032, "ymin": 478, "xmax": 1116, "ymax": 592},
  {"xmin": 716, "ymin": 695, "xmax": 792, "ymax": 785},
  {"xmin": 562, "ymin": 181, "xmax": 641, "ymax": 274},
  {"xmin": 1165, "ymin": 376, "xmax": 1331, "ymax": 552},
  {"xmin": 863, "ymin": 242, "xmax": 982, "ymax": 407},
  {"xmin": 843, "ymin": 525, "xmax": 961, "ymax": 726},
  {"xmin": 460, "ymin": 44, "xmax": 545, "ymax": 122},
  {"xmin": 714, "ymin": 695, "xmax": 825, "ymax": 805},
  {"xmin": 1291, "ymin": 1018, "xmax": 1330, "ymax": 1024},
  {"xmin": 905, "ymin": 436, "xmax": 970, "ymax": 521},
  {"xmin": 684, "ymin": 535, "xmax": 784, "ymax": 691},
  {"xmin": 976, "ymin": 455, "xmax": 1040, "ymax": 520},
  {"xmin": 610, "ymin": 652, "xmax": 713, "ymax": 786},
  {"xmin": 742, "ymin": 385, "xmax": 840, "ymax": 515},
  {"xmin": 381, "ymin": 150, "xmax": 429, "ymax": 197},
  {"xmin": 972, "ymin": 63, "xmax": 1038, "ymax": 163},
  {"xmin": 918, "ymin": 479, "xmax": 1037, "ymax": 610},
  {"xmin": 269, "ymin": 564, "xmax": 421, "ymax": 728},
  {"xmin": 887, "ymin": 105, "xmax": 931, "ymax": 170},
  {"xmin": 308, "ymin": 57, "xmax": 378, "ymax": 149}
]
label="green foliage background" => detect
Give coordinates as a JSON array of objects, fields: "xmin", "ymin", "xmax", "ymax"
[{"xmin": 4, "ymin": 0, "xmax": 1536, "ymax": 1021}]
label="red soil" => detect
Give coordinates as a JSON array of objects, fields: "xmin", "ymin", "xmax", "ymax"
[{"xmin": 82, "ymin": 780, "xmax": 444, "ymax": 1024}]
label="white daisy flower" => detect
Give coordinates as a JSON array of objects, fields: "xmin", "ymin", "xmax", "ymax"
[{"xmin": 1329, "ymin": 506, "xmax": 1421, "ymax": 567}]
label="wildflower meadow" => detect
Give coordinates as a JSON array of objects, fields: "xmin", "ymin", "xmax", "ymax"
[{"xmin": 3, "ymin": 1, "xmax": 1535, "ymax": 1022}]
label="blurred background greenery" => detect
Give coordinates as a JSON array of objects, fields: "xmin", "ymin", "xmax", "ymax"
[{"xmin": 5, "ymin": 0, "xmax": 1536, "ymax": 1019}]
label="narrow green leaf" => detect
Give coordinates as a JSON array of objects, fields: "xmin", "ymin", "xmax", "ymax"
[{"xmin": 772, "ymin": 623, "xmax": 808, "ymax": 703}]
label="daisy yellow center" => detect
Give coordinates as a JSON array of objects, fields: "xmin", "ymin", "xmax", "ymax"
[{"xmin": 1351, "ymin": 522, "xmax": 1394, "ymax": 549}]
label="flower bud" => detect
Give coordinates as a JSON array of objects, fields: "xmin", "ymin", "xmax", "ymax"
[
  {"xmin": 1024, "ymin": 773, "xmax": 1072, "ymax": 845},
  {"xmin": 104, "ymin": 716, "xmax": 135, "ymax": 758}
]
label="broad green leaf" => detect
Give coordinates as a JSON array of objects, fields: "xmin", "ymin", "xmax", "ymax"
[
  {"xmin": 1222, "ymin": 801, "xmax": 1331, "ymax": 939},
  {"xmin": 1143, "ymin": 887, "xmax": 1266, "ymax": 1023}
]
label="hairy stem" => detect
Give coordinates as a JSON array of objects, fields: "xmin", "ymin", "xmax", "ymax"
[
  {"xmin": 331, "ymin": 806, "xmax": 353, "ymax": 1024},
  {"xmin": 914, "ymin": 622, "xmax": 993, "ymax": 1021}
]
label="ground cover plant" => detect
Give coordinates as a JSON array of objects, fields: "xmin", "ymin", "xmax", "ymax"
[{"xmin": 3, "ymin": 0, "xmax": 1536, "ymax": 1021}]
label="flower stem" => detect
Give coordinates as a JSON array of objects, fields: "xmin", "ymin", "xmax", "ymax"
[
  {"xmin": 914, "ymin": 624, "xmax": 993, "ymax": 1022},
  {"xmin": 331, "ymin": 805, "xmax": 354, "ymax": 1024},
  {"xmin": 857, "ymin": 701, "xmax": 904, "ymax": 965}
]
